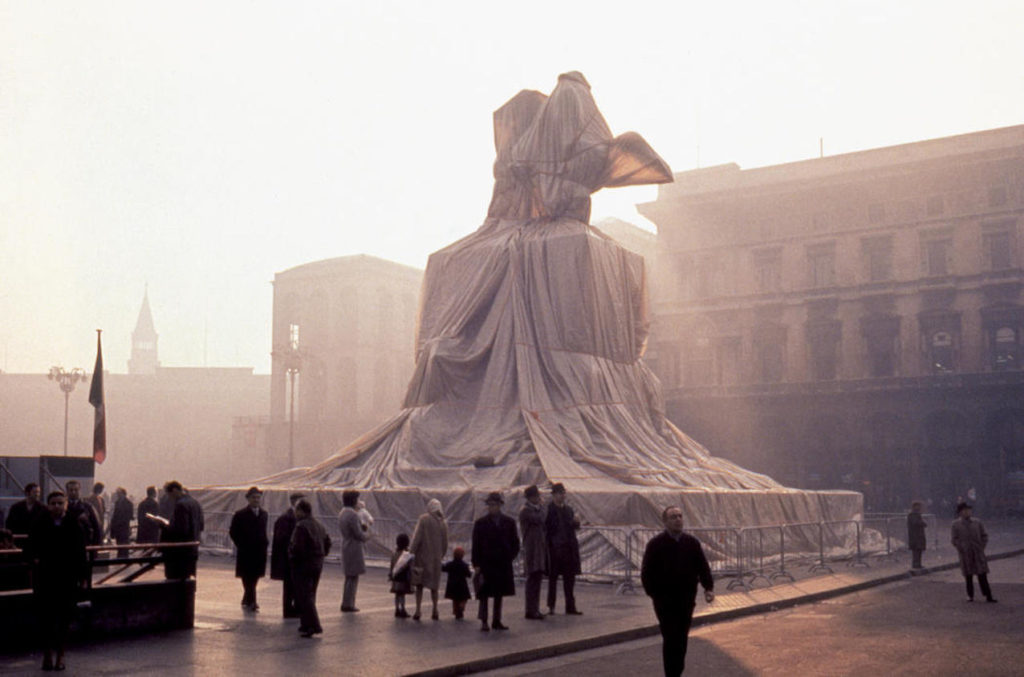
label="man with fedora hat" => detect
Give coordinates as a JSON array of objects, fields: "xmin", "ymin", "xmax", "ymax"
[
  {"xmin": 229, "ymin": 486, "xmax": 269, "ymax": 611},
  {"xmin": 471, "ymin": 491, "xmax": 520, "ymax": 630},
  {"xmin": 545, "ymin": 482, "xmax": 582, "ymax": 615},
  {"xmin": 519, "ymin": 485, "xmax": 548, "ymax": 619}
]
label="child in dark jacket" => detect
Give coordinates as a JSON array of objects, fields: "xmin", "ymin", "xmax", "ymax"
[
  {"xmin": 441, "ymin": 546, "xmax": 472, "ymax": 619},
  {"xmin": 389, "ymin": 533, "xmax": 413, "ymax": 618}
]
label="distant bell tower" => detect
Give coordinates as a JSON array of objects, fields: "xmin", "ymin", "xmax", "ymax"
[{"xmin": 128, "ymin": 287, "xmax": 159, "ymax": 375}]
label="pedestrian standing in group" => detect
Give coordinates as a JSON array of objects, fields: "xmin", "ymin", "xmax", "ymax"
[
  {"xmin": 229, "ymin": 486, "xmax": 269, "ymax": 612},
  {"xmin": 409, "ymin": 498, "xmax": 448, "ymax": 621},
  {"xmin": 84, "ymin": 482, "xmax": 107, "ymax": 537},
  {"xmin": 136, "ymin": 486, "xmax": 160, "ymax": 545},
  {"xmin": 271, "ymin": 492, "xmax": 305, "ymax": 618},
  {"xmin": 65, "ymin": 480, "xmax": 102, "ymax": 547},
  {"xmin": 338, "ymin": 489, "xmax": 368, "ymax": 612},
  {"xmin": 288, "ymin": 499, "xmax": 331, "ymax": 638},
  {"xmin": 641, "ymin": 506, "xmax": 715, "ymax": 677},
  {"xmin": 518, "ymin": 485, "xmax": 547, "ymax": 620},
  {"xmin": 5, "ymin": 482, "xmax": 45, "ymax": 542},
  {"xmin": 27, "ymin": 490, "xmax": 88, "ymax": 672},
  {"xmin": 545, "ymin": 482, "xmax": 582, "ymax": 615},
  {"xmin": 109, "ymin": 487, "xmax": 134, "ymax": 559},
  {"xmin": 442, "ymin": 546, "xmax": 472, "ymax": 619},
  {"xmin": 951, "ymin": 502, "xmax": 997, "ymax": 603},
  {"xmin": 471, "ymin": 491, "xmax": 519, "ymax": 631},
  {"xmin": 152, "ymin": 481, "xmax": 203, "ymax": 580},
  {"xmin": 389, "ymin": 533, "xmax": 413, "ymax": 618},
  {"xmin": 906, "ymin": 501, "xmax": 927, "ymax": 570}
]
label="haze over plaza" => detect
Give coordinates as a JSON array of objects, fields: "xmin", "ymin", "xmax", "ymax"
[{"xmin": 3, "ymin": 1, "xmax": 1023, "ymax": 375}]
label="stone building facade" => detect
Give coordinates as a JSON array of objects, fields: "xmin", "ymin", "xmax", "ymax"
[
  {"xmin": 639, "ymin": 125, "xmax": 1024, "ymax": 513},
  {"xmin": 270, "ymin": 255, "xmax": 423, "ymax": 468}
]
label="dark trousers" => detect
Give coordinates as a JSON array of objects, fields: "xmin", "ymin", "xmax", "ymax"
[
  {"xmin": 911, "ymin": 549, "xmax": 923, "ymax": 568},
  {"xmin": 525, "ymin": 571, "xmax": 544, "ymax": 616},
  {"xmin": 115, "ymin": 536, "xmax": 131, "ymax": 560},
  {"xmin": 965, "ymin": 573, "xmax": 993, "ymax": 600},
  {"xmin": 547, "ymin": 572, "xmax": 576, "ymax": 612},
  {"xmin": 282, "ymin": 573, "xmax": 298, "ymax": 617},
  {"xmin": 477, "ymin": 595, "xmax": 503, "ymax": 626},
  {"xmin": 293, "ymin": 568, "xmax": 323, "ymax": 633},
  {"xmin": 241, "ymin": 575, "xmax": 259, "ymax": 607},
  {"xmin": 653, "ymin": 599, "xmax": 696, "ymax": 677}
]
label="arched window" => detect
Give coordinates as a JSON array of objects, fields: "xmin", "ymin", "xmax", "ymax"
[{"xmin": 930, "ymin": 331, "xmax": 954, "ymax": 373}]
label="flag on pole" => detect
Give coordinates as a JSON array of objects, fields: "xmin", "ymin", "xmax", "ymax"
[{"xmin": 89, "ymin": 330, "xmax": 106, "ymax": 464}]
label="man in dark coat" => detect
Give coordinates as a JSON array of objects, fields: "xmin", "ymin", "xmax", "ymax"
[
  {"xmin": 518, "ymin": 484, "xmax": 547, "ymax": 619},
  {"xmin": 155, "ymin": 480, "xmax": 204, "ymax": 579},
  {"xmin": 5, "ymin": 482, "xmax": 45, "ymax": 542},
  {"xmin": 545, "ymin": 482, "xmax": 582, "ymax": 615},
  {"xmin": 136, "ymin": 486, "xmax": 160, "ymax": 545},
  {"xmin": 27, "ymin": 490, "xmax": 88, "ymax": 671},
  {"xmin": 906, "ymin": 501, "xmax": 927, "ymax": 569},
  {"xmin": 65, "ymin": 480, "xmax": 102, "ymax": 546},
  {"xmin": 109, "ymin": 487, "xmax": 134, "ymax": 559},
  {"xmin": 641, "ymin": 506, "xmax": 715, "ymax": 677},
  {"xmin": 471, "ymin": 491, "xmax": 520, "ymax": 631},
  {"xmin": 229, "ymin": 486, "xmax": 269, "ymax": 611},
  {"xmin": 951, "ymin": 502, "xmax": 996, "ymax": 602},
  {"xmin": 289, "ymin": 498, "xmax": 331, "ymax": 637},
  {"xmin": 272, "ymin": 492, "xmax": 305, "ymax": 618}
]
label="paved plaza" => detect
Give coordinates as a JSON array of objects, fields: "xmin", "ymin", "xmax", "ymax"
[{"xmin": 1, "ymin": 525, "xmax": 1022, "ymax": 676}]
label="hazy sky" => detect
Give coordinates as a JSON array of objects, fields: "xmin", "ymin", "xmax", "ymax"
[{"xmin": 2, "ymin": 1, "xmax": 1022, "ymax": 375}]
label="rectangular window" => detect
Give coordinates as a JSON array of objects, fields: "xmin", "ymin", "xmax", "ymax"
[
  {"xmin": 984, "ymin": 230, "xmax": 1013, "ymax": 270},
  {"xmin": 989, "ymin": 186, "xmax": 1008, "ymax": 207},
  {"xmin": 687, "ymin": 336, "xmax": 714, "ymax": 385},
  {"xmin": 716, "ymin": 337, "xmax": 742, "ymax": 386},
  {"xmin": 807, "ymin": 244, "xmax": 836, "ymax": 288},
  {"xmin": 862, "ymin": 237, "xmax": 893, "ymax": 282},
  {"xmin": 924, "ymin": 238, "xmax": 951, "ymax": 276},
  {"xmin": 753, "ymin": 249, "xmax": 782, "ymax": 293},
  {"xmin": 807, "ymin": 322, "xmax": 841, "ymax": 381}
]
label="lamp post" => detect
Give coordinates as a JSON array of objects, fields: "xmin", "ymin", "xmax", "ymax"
[
  {"xmin": 272, "ymin": 324, "xmax": 302, "ymax": 469},
  {"xmin": 48, "ymin": 366, "xmax": 88, "ymax": 456}
]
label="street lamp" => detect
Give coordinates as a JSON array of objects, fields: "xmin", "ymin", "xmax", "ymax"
[
  {"xmin": 48, "ymin": 366, "xmax": 88, "ymax": 456},
  {"xmin": 271, "ymin": 324, "xmax": 302, "ymax": 469}
]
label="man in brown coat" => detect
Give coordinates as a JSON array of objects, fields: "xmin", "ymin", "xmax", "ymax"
[
  {"xmin": 518, "ymin": 485, "xmax": 547, "ymax": 619},
  {"xmin": 951, "ymin": 502, "xmax": 996, "ymax": 603}
]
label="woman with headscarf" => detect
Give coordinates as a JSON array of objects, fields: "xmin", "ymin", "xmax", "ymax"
[{"xmin": 409, "ymin": 498, "xmax": 449, "ymax": 621}]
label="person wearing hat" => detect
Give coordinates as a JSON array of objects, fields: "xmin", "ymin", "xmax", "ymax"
[
  {"xmin": 229, "ymin": 486, "xmax": 270, "ymax": 611},
  {"xmin": 545, "ymin": 482, "xmax": 582, "ymax": 615},
  {"xmin": 471, "ymin": 491, "xmax": 520, "ymax": 631},
  {"xmin": 951, "ymin": 502, "xmax": 996, "ymax": 602},
  {"xmin": 272, "ymin": 491, "xmax": 306, "ymax": 618},
  {"xmin": 519, "ymin": 485, "xmax": 548, "ymax": 620}
]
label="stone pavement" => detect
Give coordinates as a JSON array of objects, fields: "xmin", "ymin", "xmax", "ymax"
[{"xmin": 1, "ymin": 523, "xmax": 1021, "ymax": 676}]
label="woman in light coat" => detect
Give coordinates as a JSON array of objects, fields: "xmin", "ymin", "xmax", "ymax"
[
  {"xmin": 409, "ymin": 498, "xmax": 449, "ymax": 620},
  {"xmin": 338, "ymin": 489, "xmax": 368, "ymax": 612}
]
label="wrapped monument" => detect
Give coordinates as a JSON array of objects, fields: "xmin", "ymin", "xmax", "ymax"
[{"xmin": 197, "ymin": 73, "xmax": 861, "ymax": 562}]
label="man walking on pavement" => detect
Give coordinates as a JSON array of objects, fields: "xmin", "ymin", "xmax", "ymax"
[
  {"xmin": 545, "ymin": 482, "xmax": 582, "ymax": 615},
  {"xmin": 951, "ymin": 501, "xmax": 997, "ymax": 603},
  {"xmin": 518, "ymin": 485, "xmax": 547, "ymax": 620},
  {"xmin": 641, "ymin": 506, "xmax": 715, "ymax": 676}
]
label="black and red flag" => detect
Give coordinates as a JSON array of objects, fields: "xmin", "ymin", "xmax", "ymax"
[{"xmin": 89, "ymin": 330, "xmax": 106, "ymax": 464}]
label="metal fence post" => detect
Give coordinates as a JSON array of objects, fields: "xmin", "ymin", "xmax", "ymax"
[{"xmin": 809, "ymin": 522, "xmax": 833, "ymax": 574}]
